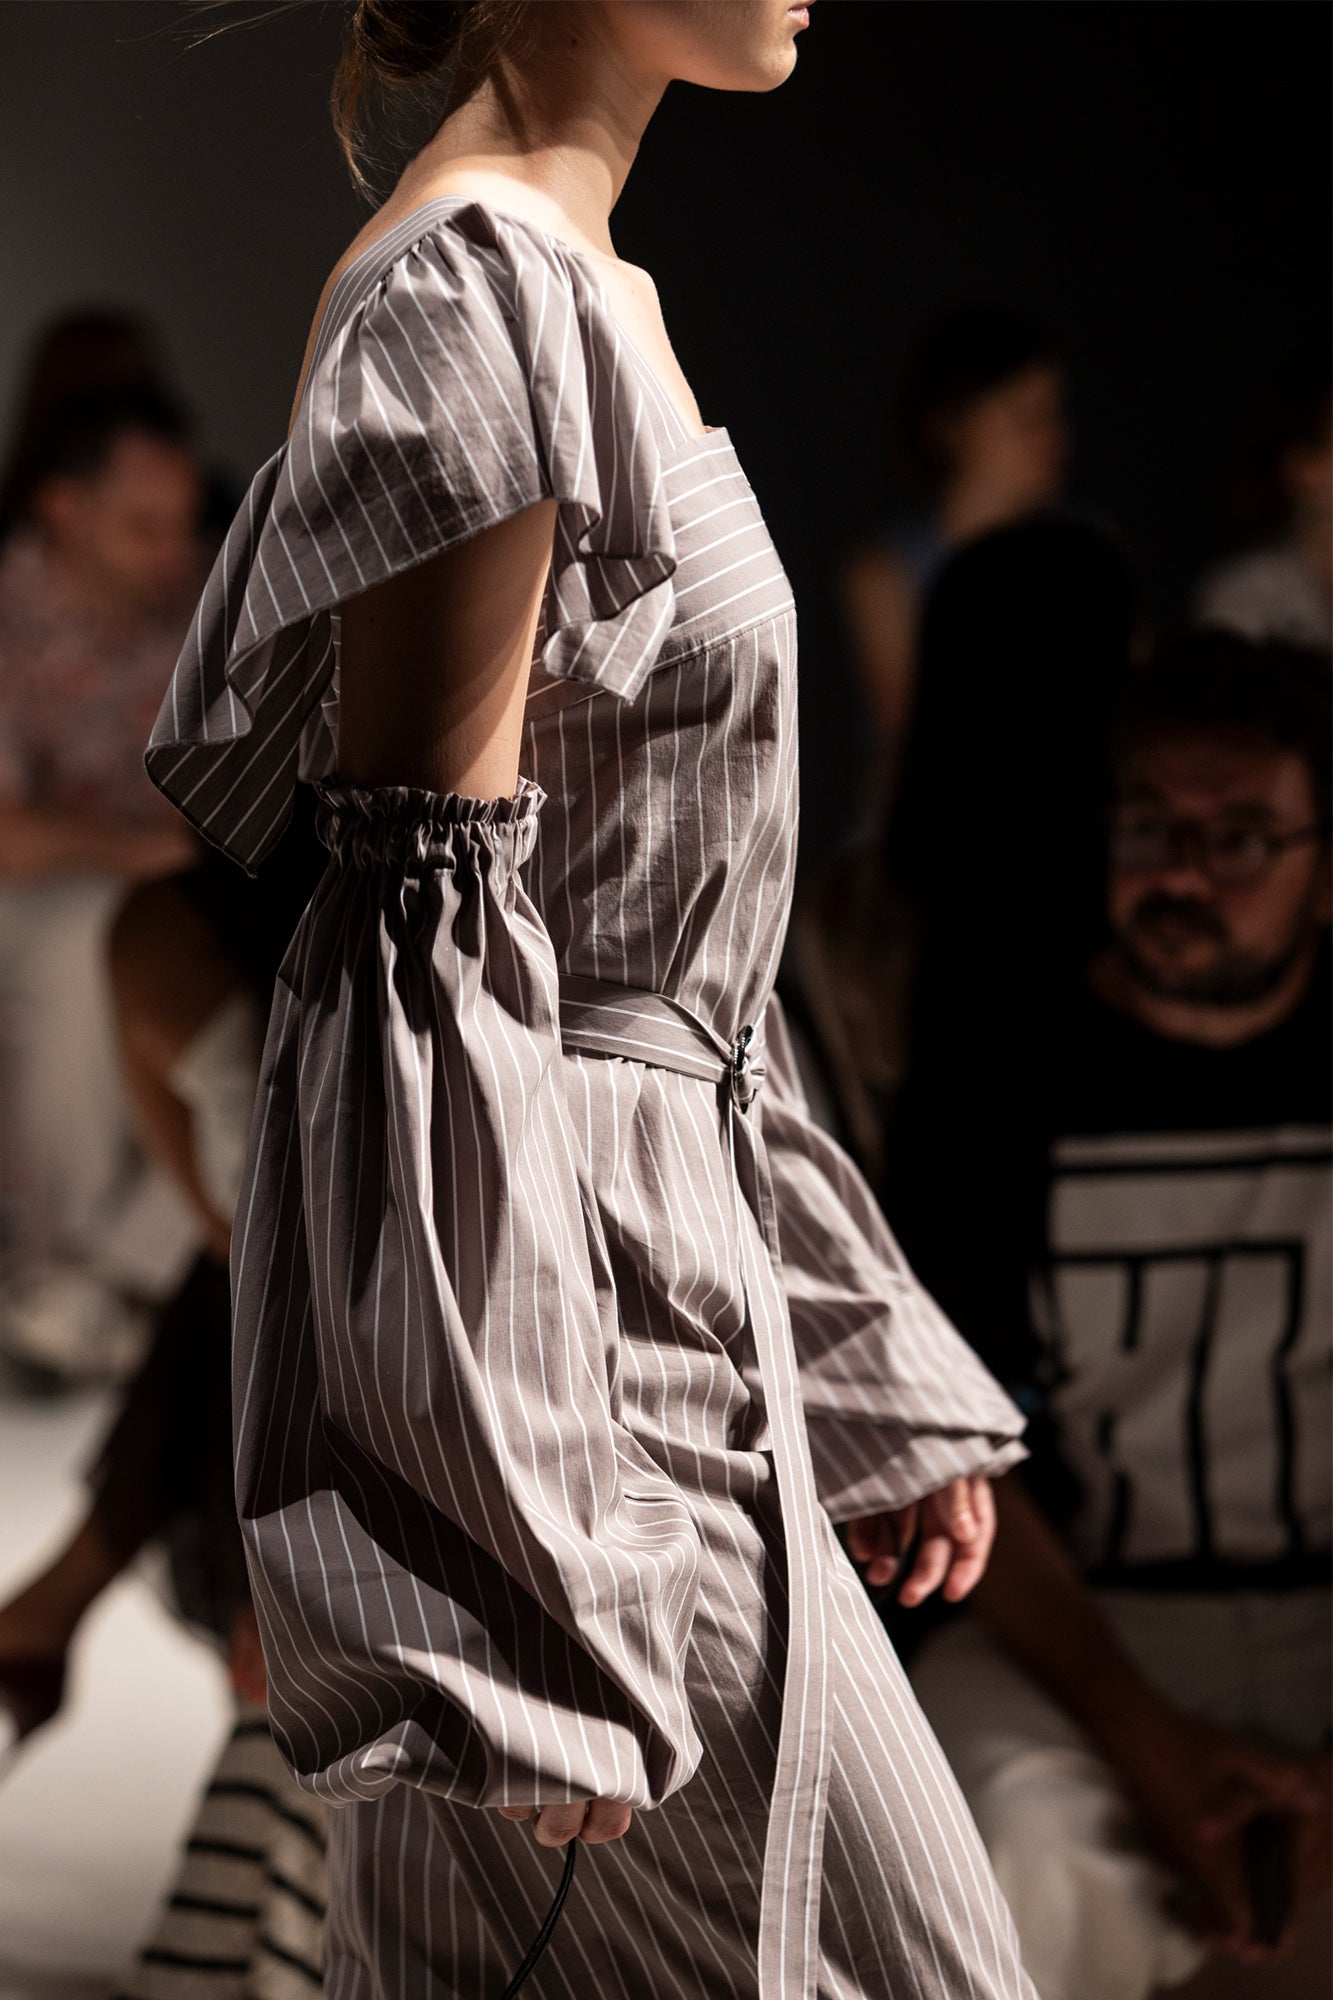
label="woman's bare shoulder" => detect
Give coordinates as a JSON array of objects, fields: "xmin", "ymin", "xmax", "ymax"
[{"xmin": 287, "ymin": 168, "xmax": 600, "ymax": 432}]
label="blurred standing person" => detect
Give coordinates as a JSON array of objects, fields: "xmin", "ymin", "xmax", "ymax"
[
  {"xmin": 1196, "ymin": 359, "xmax": 1332, "ymax": 651},
  {"xmin": 840, "ymin": 305, "xmax": 1071, "ymax": 806},
  {"xmin": 791, "ymin": 512, "xmax": 1136, "ymax": 1207},
  {"xmin": 0, "ymin": 384, "xmax": 202, "ymax": 1374}
]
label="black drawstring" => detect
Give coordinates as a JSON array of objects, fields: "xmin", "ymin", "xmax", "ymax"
[{"xmin": 499, "ymin": 1840, "xmax": 578, "ymax": 1997}]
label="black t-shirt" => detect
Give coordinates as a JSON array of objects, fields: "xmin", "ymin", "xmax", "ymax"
[
  {"xmin": 886, "ymin": 947, "xmax": 1331, "ymax": 1589},
  {"xmin": 1050, "ymin": 950, "xmax": 1330, "ymax": 1143}
]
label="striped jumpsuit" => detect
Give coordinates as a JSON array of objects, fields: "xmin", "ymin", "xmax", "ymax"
[{"xmin": 147, "ymin": 198, "xmax": 1036, "ymax": 2000}]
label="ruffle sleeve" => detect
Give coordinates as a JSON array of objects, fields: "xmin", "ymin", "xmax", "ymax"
[
  {"xmin": 234, "ymin": 783, "xmax": 703, "ymax": 1810},
  {"xmin": 760, "ymin": 996, "xmax": 1028, "ymax": 1520},
  {"xmin": 146, "ymin": 199, "xmax": 678, "ymax": 873}
]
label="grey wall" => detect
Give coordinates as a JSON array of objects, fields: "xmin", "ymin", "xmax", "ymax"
[{"xmin": 1, "ymin": 1, "xmax": 363, "ymax": 477}]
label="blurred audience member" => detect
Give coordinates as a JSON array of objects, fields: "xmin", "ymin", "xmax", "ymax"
[
  {"xmin": 0, "ymin": 307, "xmax": 237, "ymax": 547},
  {"xmin": 840, "ymin": 305, "xmax": 1071, "ymax": 802},
  {"xmin": 1196, "ymin": 359, "xmax": 1332, "ymax": 651},
  {"xmin": 0, "ymin": 381, "xmax": 204, "ymax": 1373},
  {"xmin": 792, "ymin": 512, "xmax": 1135, "ymax": 1204},
  {"xmin": 903, "ymin": 634, "xmax": 1332, "ymax": 1999},
  {"xmin": 0, "ymin": 310, "xmax": 169, "ymax": 541}
]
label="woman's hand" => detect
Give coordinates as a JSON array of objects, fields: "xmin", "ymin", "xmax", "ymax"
[
  {"xmin": 846, "ymin": 1475, "xmax": 996, "ymax": 1606},
  {"xmin": 497, "ymin": 1799, "xmax": 634, "ymax": 1847}
]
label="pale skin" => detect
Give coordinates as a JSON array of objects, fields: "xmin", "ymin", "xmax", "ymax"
[
  {"xmin": 1093, "ymin": 734, "xmax": 1333, "ymax": 1047},
  {"xmin": 291, "ymin": 0, "xmax": 998, "ymax": 1851},
  {"xmin": 979, "ymin": 736, "xmax": 1332, "ymax": 1972}
]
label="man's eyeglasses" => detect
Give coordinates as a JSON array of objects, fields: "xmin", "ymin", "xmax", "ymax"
[{"xmin": 1109, "ymin": 811, "xmax": 1324, "ymax": 888}]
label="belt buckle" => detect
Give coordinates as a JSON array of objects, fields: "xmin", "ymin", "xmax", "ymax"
[{"xmin": 728, "ymin": 1024, "xmax": 763, "ymax": 1113}]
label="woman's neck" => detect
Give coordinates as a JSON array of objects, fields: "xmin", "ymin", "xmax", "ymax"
[{"xmin": 400, "ymin": 6, "xmax": 664, "ymax": 260}]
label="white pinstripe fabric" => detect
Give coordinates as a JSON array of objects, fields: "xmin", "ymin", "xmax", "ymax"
[{"xmin": 146, "ymin": 200, "xmax": 1031, "ymax": 1997}]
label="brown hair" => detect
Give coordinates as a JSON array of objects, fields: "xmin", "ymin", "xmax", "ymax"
[{"xmin": 332, "ymin": 0, "xmax": 530, "ymax": 188}]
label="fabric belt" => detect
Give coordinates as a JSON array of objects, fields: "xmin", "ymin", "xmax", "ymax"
[{"xmin": 559, "ymin": 974, "xmax": 831, "ymax": 2000}]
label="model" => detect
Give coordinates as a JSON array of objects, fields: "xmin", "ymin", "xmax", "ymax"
[{"xmin": 146, "ymin": 3, "xmax": 1034, "ymax": 1993}]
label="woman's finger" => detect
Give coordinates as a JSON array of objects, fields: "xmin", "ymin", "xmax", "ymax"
[
  {"xmin": 580, "ymin": 1799, "xmax": 634, "ymax": 1844},
  {"xmin": 532, "ymin": 1801, "xmax": 589, "ymax": 1847},
  {"xmin": 941, "ymin": 1541, "xmax": 989, "ymax": 1602},
  {"xmin": 844, "ymin": 1514, "xmax": 874, "ymax": 1564},
  {"xmin": 943, "ymin": 1476, "xmax": 977, "ymax": 1540},
  {"xmin": 897, "ymin": 1530, "xmax": 954, "ymax": 1607},
  {"xmin": 942, "ymin": 1480, "xmax": 996, "ymax": 1600},
  {"xmin": 846, "ymin": 1512, "xmax": 896, "ymax": 1565},
  {"xmin": 496, "ymin": 1804, "xmax": 535, "ymax": 1823},
  {"xmin": 847, "ymin": 1507, "xmax": 915, "ymax": 1587},
  {"xmin": 969, "ymin": 1477, "xmax": 996, "ymax": 1559}
]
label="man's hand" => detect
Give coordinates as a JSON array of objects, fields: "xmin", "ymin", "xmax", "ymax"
[
  {"xmin": 846, "ymin": 1475, "xmax": 996, "ymax": 1606},
  {"xmin": 966, "ymin": 1476, "xmax": 1331, "ymax": 1963},
  {"xmin": 1111, "ymin": 1710, "xmax": 1327, "ymax": 1961},
  {"xmin": 1280, "ymin": 1748, "xmax": 1333, "ymax": 1956},
  {"xmin": 497, "ymin": 1799, "xmax": 633, "ymax": 1847}
]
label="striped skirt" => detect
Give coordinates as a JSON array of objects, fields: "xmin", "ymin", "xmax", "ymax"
[{"xmin": 118, "ymin": 1710, "xmax": 326, "ymax": 1999}]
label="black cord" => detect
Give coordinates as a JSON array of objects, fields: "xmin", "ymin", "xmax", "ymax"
[{"xmin": 499, "ymin": 1839, "xmax": 578, "ymax": 1999}]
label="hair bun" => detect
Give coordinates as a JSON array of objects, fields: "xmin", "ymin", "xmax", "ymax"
[
  {"xmin": 352, "ymin": 0, "xmax": 465, "ymax": 85},
  {"xmin": 333, "ymin": 0, "xmax": 528, "ymax": 189}
]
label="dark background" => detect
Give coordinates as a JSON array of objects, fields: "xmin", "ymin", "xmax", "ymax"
[{"xmin": 1, "ymin": 0, "xmax": 1328, "ymax": 860}]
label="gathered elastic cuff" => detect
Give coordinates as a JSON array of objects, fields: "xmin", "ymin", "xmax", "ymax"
[{"xmin": 314, "ymin": 776, "xmax": 545, "ymax": 871}]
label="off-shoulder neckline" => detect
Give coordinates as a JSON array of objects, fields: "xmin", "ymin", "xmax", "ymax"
[{"xmin": 310, "ymin": 192, "xmax": 728, "ymax": 450}]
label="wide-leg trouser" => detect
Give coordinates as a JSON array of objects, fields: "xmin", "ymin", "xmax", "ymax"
[{"xmin": 325, "ymin": 1507, "xmax": 1033, "ymax": 2000}]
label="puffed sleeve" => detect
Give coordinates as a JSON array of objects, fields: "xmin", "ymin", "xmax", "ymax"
[
  {"xmin": 146, "ymin": 200, "xmax": 679, "ymax": 874},
  {"xmin": 234, "ymin": 783, "xmax": 703, "ymax": 1810},
  {"xmin": 760, "ymin": 995, "xmax": 1028, "ymax": 1521},
  {"xmin": 148, "ymin": 206, "xmax": 704, "ymax": 1808}
]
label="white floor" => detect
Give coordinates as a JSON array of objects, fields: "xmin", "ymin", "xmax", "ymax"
[{"xmin": 0, "ymin": 1375, "xmax": 232, "ymax": 1997}]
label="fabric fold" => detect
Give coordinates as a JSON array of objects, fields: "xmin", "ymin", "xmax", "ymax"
[
  {"xmin": 146, "ymin": 199, "xmax": 680, "ymax": 873},
  {"xmin": 760, "ymin": 996, "xmax": 1028, "ymax": 1520},
  {"xmin": 233, "ymin": 781, "xmax": 704, "ymax": 1811}
]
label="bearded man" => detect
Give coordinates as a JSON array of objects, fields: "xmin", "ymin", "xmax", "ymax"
[{"xmin": 909, "ymin": 631, "xmax": 1331, "ymax": 2000}]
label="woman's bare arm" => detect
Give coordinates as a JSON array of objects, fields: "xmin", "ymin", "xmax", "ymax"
[
  {"xmin": 336, "ymin": 497, "xmax": 558, "ymax": 797},
  {"xmin": 337, "ymin": 493, "xmax": 634, "ymax": 1851}
]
